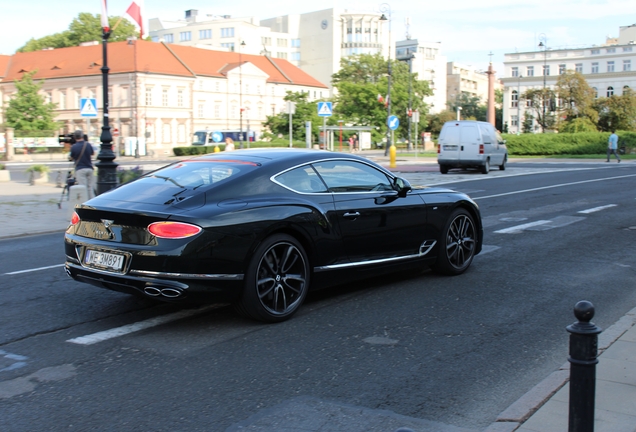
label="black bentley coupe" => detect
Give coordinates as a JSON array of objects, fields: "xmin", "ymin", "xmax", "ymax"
[{"xmin": 64, "ymin": 149, "xmax": 482, "ymax": 322}]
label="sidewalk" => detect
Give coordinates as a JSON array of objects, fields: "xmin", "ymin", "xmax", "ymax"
[{"xmin": 1, "ymin": 153, "xmax": 635, "ymax": 431}]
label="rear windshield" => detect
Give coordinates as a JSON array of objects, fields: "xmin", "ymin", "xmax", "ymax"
[{"xmin": 146, "ymin": 160, "xmax": 259, "ymax": 189}]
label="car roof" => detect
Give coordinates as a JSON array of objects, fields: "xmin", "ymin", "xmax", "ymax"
[{"xmin": 188, "ymin": 148, "xmax": 366, "ymax": 168}]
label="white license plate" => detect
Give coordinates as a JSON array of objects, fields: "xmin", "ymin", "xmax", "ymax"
[
  {"xmin": 84, "ymin": 249, "xmax": 125, "ymax": 271},
  {"xmin": 444, "ymin": 145, "xmax": 458, "ymax": 150}
]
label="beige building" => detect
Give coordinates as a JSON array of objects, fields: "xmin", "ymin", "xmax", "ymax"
[
  {"xmin": 0, "ymin": 40, "xmax": 327, "ymax": 155},
  {"xmin": 446, "ymin": 62, "xmax": 495, "ymax": 106}
]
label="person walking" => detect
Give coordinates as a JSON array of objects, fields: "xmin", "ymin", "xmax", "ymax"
[
  {"xmin": 607, "ymin": 130, "xmax": 621, "ymax": 163},
  {"xmin": 69, "ymin": 130, "xmax": 96, "ymax": 199}
]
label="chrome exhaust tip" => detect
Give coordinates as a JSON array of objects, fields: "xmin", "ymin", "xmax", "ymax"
[
  {"xmin": 160, "ymin": 288, "xmax": 184, "ymax": 298},
  {"xmin": 144, "ymin": 286, "xmax": 162, "ymax": 297},
  {"xmin": 64, "ymin": 267, "xmax": 72, "ymax": 277}
]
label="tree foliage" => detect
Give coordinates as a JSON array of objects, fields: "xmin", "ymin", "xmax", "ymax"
[
  {"xmin": 262, "ymin": 91, "xmax": 331, "ymax": 142},
  {"xmin": 593, "ymin": 89, "xmax": 636, "ymax": 132},
  {"xmin": 555, "ymin": 71, "xmax": 597, "ymax": 124},
  {"xmin": 523, "ymin": 88, "xmax": 557, "ymax": 132},
  {"xmin": 17, "ymin": 13, "xmax": 140, "ymax": 53},
  {"xmin": 3, "ymin": 71, "xmax": 59, "ymax": 131},
  {"xmin": 331, "ymin": 53, "xmax": 432, "ymax": 144}
]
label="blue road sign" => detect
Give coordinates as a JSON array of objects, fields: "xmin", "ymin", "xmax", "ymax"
[
  {"xmin": 80, "ymin": 98, "xmax": 98, "ymax": 117},
  {"xmin": 317, "ymin": 102, "xmax": 333, "ymax": 117},
  {"xmin": 388, "ymin": 115, "xmax": 399, "ymax": 130},
  {"xmin": 212, "ymin": 131, "xmax": 224, "ymax": 143}
]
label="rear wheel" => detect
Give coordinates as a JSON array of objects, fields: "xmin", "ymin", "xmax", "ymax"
[
  {"xmin": 481, "ymin": 159, "xmax": 490, "ymax": 174},
  {"xmin": 440, "ymin": 165, "xmax": 449, "ymax": 174},
  {"xmin": 433, "ymin": 208, "xmax": 477, "ymax": 276},
  {"xmin": 235, "ymin": 234, "xmax": 310, "ymax": 323}
]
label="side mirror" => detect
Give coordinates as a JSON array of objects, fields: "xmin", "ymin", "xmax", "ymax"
[{"xmin": 394, "ymin": 177, "xmax": 412, "ymax": 197}]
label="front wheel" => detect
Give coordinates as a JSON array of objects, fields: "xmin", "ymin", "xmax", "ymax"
[
  {"xmin": 235, "ymin": 234, "xmax": 310, "ymax": 323},
  {"xmin": 499, "ymin": 155, "xmax": 507, "ymax": 171},
  {"xmin": 433, "ymin": 208, "xmax": 477, "ymax": 276},
  {"xmin": 481, "ymin": 159, "xmax": 490, "ymax": 174}
]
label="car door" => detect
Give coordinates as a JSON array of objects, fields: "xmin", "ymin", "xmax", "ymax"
[
  {"xmin": 312, "ymin": 160, "xmax": 428, "ymax": 264},
  {"xmin": 459, "ymin": 123, "xmax": 481, "ymax": 163},
  {"xmin": 438, "ymin": 123, "xmax": 461, "ymax": 161}
]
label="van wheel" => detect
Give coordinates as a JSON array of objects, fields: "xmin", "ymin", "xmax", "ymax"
[
  {"xmin": 440, "ymin": 165, "xmax": 449, "ymax": 174},
  {"xmin": 481, "ymin": 159, "xmax": 490, "ymax": 174},
  {"xmin": 499, "ymin": 156, "xmax": 507, "ymax": 171}
]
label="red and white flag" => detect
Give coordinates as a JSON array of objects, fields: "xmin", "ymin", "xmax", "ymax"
[
  {"xmin": 100, "ymin": 0, "xmax": 109, "ymax": 31},
  {"xmin": 377, "ymin": 94, "xmax": 384, "ymax": 104},
  {"xmin": 126, "ymin": 0, "xmax": 145, "ymax": 38}
]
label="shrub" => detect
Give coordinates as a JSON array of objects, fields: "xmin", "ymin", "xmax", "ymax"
[
  {"xmin": 25, "ymin": 164, "xmax": 50, "ymax": 174},
  {"xmin": 501, "ymin": 131, "xmax": 636, "ymax": 156},
  {"xmin": 0, "ymin": 164, "xmax": 5, "ymax": 170}
]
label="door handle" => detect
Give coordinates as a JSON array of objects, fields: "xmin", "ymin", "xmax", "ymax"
[{"xmin": 343, "ymin": 211, "xmax": 360, "ymax": 219}]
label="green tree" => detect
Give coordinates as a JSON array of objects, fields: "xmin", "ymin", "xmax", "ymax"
[
  {"xmin": 18, "ymin": 13, "xmax": 140, "ymax": 53},
  {"xmin": 3, "ymin": 71, "xmax": 59, "ymax": 132},
  {"xmin": 426, "ymin": 110, "xmax": 456, "ymax": 135},
  {"xmin": 522, "ymin": 113, "xmax": 534, "ymax": 133},
  {"xmin": 594, "ymin": 89, "xmax": 636, "ymax": 132},
  {"xmin": 262, "ymin": 91, "xmax": 329, "ymax": 142},
  {"xmin": 522, "ymin": 88, "xmax": 557, "ymax": 132},
  {"xmin": 447, "ymin": 93, "xmax": 483, "ymax": 120},
  {"xmin": 331, "ymin": 53, "xmax": 431, "ymax": 145},
  {"xmin": 555, "ymin": 71, "xmax": 597, "ymax": 124}
]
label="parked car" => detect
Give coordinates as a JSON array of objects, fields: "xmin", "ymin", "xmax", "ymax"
[
  {"xmin": 437, "ymin": 120, "xmax": 508, "ymax": 174},
  {"xmin": 64, "ymin": 149, "xmax": 483, "ymax": 322}
]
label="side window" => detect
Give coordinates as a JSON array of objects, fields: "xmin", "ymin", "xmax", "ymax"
[
  {"xmin": 480, "ymin": 126, "xmax": 492, "ymax": 144},
  {"xmin": 496, "ymin": 131, "xmax": 505, "ymax": 144},
  {"xmin": 275, "ymin": 166, "xmax": 327, "ymax": 193},
  {"xmin": 313, "ymin": 160, "xmax": 393, "ymax": 193}
]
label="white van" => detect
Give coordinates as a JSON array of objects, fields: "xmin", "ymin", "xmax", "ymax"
[{"xmin": 437, "ymin": 120, "xmax": 508, "ymax": 174}]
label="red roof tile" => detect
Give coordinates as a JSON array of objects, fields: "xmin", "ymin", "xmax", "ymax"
[{"xmin": 1, "ymin": 41, "xmax": 328, "ymax": 88}]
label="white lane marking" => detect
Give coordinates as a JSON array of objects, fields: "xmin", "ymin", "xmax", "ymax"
[
  {"xmin": 578, "ymin": 204, "xmax": 617, "ymax": 214},
  {"xmin": 66, "ymin": 304, "xmax": 223, "ymax": 345},
  {"xmin": 4, "ymin": 264, "xmax": 65, "ymax": 275},
  {"xmin": 473, "ymin": 173, "xmax": 636, "ymax": 200},
  {"xmin": 494, "ymin": 220, "xmax": 551, "ymax": 234}
]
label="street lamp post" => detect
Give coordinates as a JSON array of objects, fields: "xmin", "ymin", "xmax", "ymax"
[
  {"xmin": 379, "ymin": 4, "xmax": 392, "ymax": 156},
  {"xmin": 538, "ymin": 33, "xmax": 547, "ymax": 133},
  {"xmin": 239, "ymin": 40, "xmax": 246, "ymax": 149},
  {"xmin": 96, "ymin": 26, "xmax": 118, "ymax": 195},
  {"xmin": 456, "ymin": 106, "xmax": 462, "ymax": 121},
  {"xmin": 516, "ymin": 75, "xmax": 523, "ymax": 132}
]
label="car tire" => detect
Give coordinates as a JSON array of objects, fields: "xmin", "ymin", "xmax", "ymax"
[
  {"xmin": 235, "ymin": 234, "xmax": 310, "ymax": 323},
  {"xmin": 481, "ymin": 159, "xmax": 490, "ymax": 174},
  {"xmin": 440, "ymin": 165, "xmax": 449, "ymax": 174},
  {"xmin": 499, "ymin": 155, "xmax": 507, "ymax": 171},
  {"xmin": 433, "ymin": 208, "xmax": 477, "ymax": 276}
]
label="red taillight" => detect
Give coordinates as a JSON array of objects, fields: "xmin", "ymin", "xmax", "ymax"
[
  {"xmin": 479, "ymin": 144, "xmax": 484, "ymax": 154},
  {"xmin": 437, "ymin": 144, "xmax": 440, "ymax": 154},
  {"xmin": 70, "ymin": 212, "xmax": 80, "ymax": 225},
  {"xmin": 147, "ymin": 221, "xmax": 202, "ymax": 239}
]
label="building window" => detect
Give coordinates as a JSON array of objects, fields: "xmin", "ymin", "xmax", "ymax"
[
  {"xmin": 74, "ymin": 90, "xmax": 81, "ymax": 109},
  {"xmin": 199, "ymin": 29, "xmax": 211, "ymax": 39},
  {"xmin": 59, "ymin": 91, "xmax": 66, "ymax": 109},
  {"xmin": 624, "ymin": 60, "xmax": 631, "ymax": 71},
  {"xmin": 511, "ymin": 90, "xmax": 518, "ymax": 108},
  {"xmin": 245, "ymin": 84, "xmax": 250, "ymax": 94},
  {"xmin": 215, "ymin": 82, "xmax": 220, "ymax": 92},
  {"xmin": 162, "ymin": 89, "xmax": 169, "ymax": 107},
  {"xmin": 262, "ymin": 37, "xmax": 271, "ymax": 46},
  {"xmin": 180, "ymin": 31, "xmax": 191, "ymax": 42},
  {"xmin": 591, "ymin": 62, "xmax": 599, "ymax": 74},
  {"xmin": 575, "ymin": 63, "xmax": 583, "ymax": 73},
  {"xmin": 559, "ymin": 64, "xmax": 566, "ymax": 74},
  {"xmin": 606, "ymin": 47, "xmax": 616, "ymax": 53},
  {"xmin": 277, "ymin": 38, "xmax": 288, "ymax": 47},
  {"xmin": 526, "ymin": 66, "xmax": 534, "ymax": 77},
  {"xmin": 256, "ymin": 85, "xmax": 261, "ymax": 94},
  {"xmin": 231, "ymin": 104, "xmax": 237, "ymax": 119},
  {"xmin": 164, "ymin": 34, "xmax": 174, "ymax": 43},
  {"xmin": 221, "ymin": 28, "xmax": 234, "ymax": 38},
  {"xmin": 607, "ymin": 61, "xmax": 615, "ymax": 72},
  {"xmin": 543, "ymin": 65, "xmax": 550, "ymax": 76},
  {"xmin": 624, "ymin": 85, "xmax": 631, "ymax": 94},
  {"xmin": 607, "ymin": 86, "xmax": 614, "ymax": 97},
  {"xmin": 624, "ymin": 46, "xmax": 633, "ymax": 52},
  {"xmin": 214, "ymin": 103, "xmax": 221, "ymax": 118},
  {"xmin": 119, "ymin": 86, "xmax": 128, "ymax": 106},
  {"xmin": 291, "ymin": 52, "xmax": 300, "ymax": 61},
  {"xmin": 291, "ymin": 39, "xmax": 300, "ymax": 48},
  {"xmin": 44, "ymin": 91, "xmax": 52, "ymax": 104},
  {"xmin": 258, "ymin": 105, "xmax": 263, "ymax": 118},
  {"xmin": 276, "ymin": 52, "xmax": 288, "ymax": 59},
  {"xmin": 177, "ymin": 89, "xmax": 184, "ymax": 107},
  {"xmin": 221, "ymin": 43, "xmax": 235, "ymax": 51},
  {"xmin": 511, "ymin": 115, "xmax": 519, "ymax": 127},
  {"xmin": 593, "ymin": 87, "xmax": 598, "ymax": 98},
  {"xmin": 145, "ymin": 87, "xmax": 153, "ymax": 105},
  {"xmin": 591, "ymin": 49, "xmax": 600, "ymax": 55},
  {"xmin": 197, "ymin": 103, "xmax": 204, "ymax": 118},
  {"xmin": 511, "ymin": 67, "xmax": 518, "ymax": 77},
  {"xmin": 152, "ymin": 36, "xmax": 159, "ymax": 42}
]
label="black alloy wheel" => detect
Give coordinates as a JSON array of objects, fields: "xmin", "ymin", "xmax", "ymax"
[
  {"xmin": 433, "ymin": 208, "xmax": 477, "ymax": 275},
  {"xmin": 236, "ymin": 234, "xmax": 310, "ymax": 323}
]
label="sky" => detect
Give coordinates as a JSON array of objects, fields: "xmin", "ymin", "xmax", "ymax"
[{"xmin": 1, "ymin": 0, "xmax": 635, "ymax": 77}]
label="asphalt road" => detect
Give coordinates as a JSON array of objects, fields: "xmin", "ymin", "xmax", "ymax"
[{"xmin": 1, "ymin": 161, "xmax": 635, "ymax": 431}]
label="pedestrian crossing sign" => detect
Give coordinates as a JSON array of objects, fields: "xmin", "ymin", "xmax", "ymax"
[
  {"xmin": 317, "ymin": 102, "xmax": 333, "ymax": 117},
  {"xmin": 80, "ymin": 98, "xmax": 98, "ymax": 117}
]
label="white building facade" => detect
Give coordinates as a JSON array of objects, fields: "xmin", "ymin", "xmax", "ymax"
[{"xmin": 502, "ymin": 24, "xmax": 636, "ymax": 133}]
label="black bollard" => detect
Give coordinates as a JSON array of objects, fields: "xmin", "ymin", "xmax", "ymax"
[{"xmin": 567, "ymin": 300, "xmax": 602, "ymax": 432}]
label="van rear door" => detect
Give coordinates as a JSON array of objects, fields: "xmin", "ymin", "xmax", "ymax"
[
  {"xmin": 459, "ymin": 123, "xmax": 481, "ymax": 163},
  {"xmin": 438, "ymin": 123, "xmax": 461, "ymax": 160}
]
